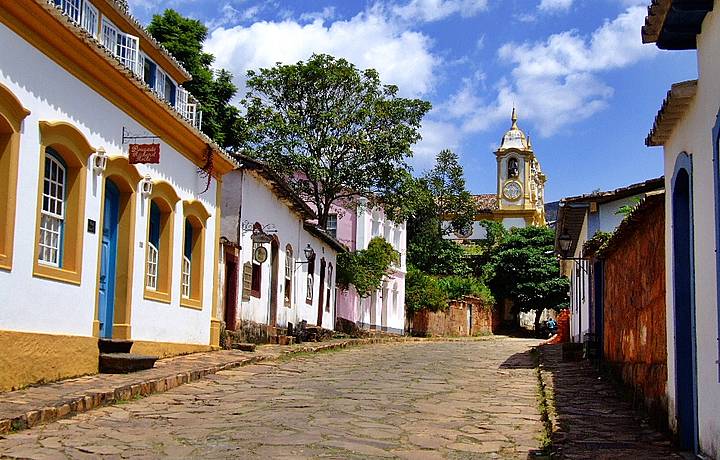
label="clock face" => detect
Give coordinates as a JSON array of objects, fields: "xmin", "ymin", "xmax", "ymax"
[{"xmin": 503, "ymin": 181, "xmax": 522, "ymax": 201}]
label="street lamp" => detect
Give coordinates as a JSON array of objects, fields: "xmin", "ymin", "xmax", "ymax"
[
  {"xmin": 558, "ymin": 231, "xmax": 572, "ymax": 256},
  {"xmin": 296, "ymin": 244, "xmax": 316, "ymax": 265}
]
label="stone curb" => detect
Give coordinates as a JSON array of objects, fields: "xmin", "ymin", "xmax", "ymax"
[{"xmin": 0, "ymin": 336, "xmax": 413, "ymax": 435}]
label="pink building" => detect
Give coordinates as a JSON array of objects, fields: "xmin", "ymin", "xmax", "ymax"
[{"xmin": 331, "ymin": 198, "xmax": 406, "ymax": 334}]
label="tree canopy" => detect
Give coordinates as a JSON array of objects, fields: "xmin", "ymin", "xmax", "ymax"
[
  {"xmin": 238, "ymin": 54, "xmax": 432, "ymax": 228},
  {"xmin": 405, "ymin": 150, "xmax": 477, "ymax": 276},
  {"xmin": 147, "ymin": 9, "xmax": 243, "ymax": 150},
  {"xmin": 483, "ymin": 225, "xmax": 569, "ymax": 327}
]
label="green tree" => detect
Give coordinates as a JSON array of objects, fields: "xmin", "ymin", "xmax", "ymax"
[
  {"xmin": 405, "ymin": 151, "xmax": 476, "ymax": 276},
  {"xmin": 484, "ymin": 226, "xmax": 569, "ymax": 330},
  {"xmin": 147, "ymin": 10, "xmax": 242, "ymax": 150},
  {"xmin": 336, "ymin": 237, "xmax": 399, "ymax": 298},
  {"xmin": 424, "ymin": 149, "xmax": 476, "ymax": 236},
  {"xmin": 405, "ymin": 267, "xmax": 448, "ymax": 315},
  {"xmin": 239, "ymin": 54, "xmax": 431, "ymax": 228}
]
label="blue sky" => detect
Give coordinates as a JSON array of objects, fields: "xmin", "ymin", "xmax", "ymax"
[{"xmin": 128, "ymin": 0, "xmax": 697, "ymax": 201}]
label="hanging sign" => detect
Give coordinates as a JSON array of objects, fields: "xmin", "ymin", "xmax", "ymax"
[{"xmin": 129, "ymin": 144, "xmax": 160, "ymax": 164}]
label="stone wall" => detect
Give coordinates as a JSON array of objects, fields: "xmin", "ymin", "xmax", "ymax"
[
  {"xmin": 602, "ymin": 195, "xmax": 667, "ymax": 427},
  {"xmin": 411, "ymin": 297, "xmax": 498, "ymax": 337}
]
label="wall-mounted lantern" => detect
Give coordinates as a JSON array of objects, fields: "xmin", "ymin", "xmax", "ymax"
[
  {"xmin": 140, "ymin": 175, "xmax": 153, "ymax": 198},
  {"xmin": 93, "ymin": 147, "xmax": 108, "ymax": 174},
  {"xmin": 295, "ymin": 244, "xmax": 316, "ymax": 265}
]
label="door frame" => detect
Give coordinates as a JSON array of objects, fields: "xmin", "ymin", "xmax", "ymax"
[
  {"xmin": 317, "ymin": 258, "xmax": 326, "ymax": 327},
  {"xmin": 99, "ymin": 179, "xmax": 120, "ymax": 339},
  {"xmin": 671, "ymin": 152, "xmax": 698, "ymax": 453},
  {"xmin": 224, "ymin": 247, "xmax": 239, "ymax": 331},
  {"xmin": 93, "ymin": 158, "xmax": 140, "ymax": 340}
]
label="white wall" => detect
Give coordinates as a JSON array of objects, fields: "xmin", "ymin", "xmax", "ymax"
[
  {"xmin": 661, "ymin": 8, "xmax": 720, "ymax": 456},
  {"xmin": 0, "ymin": 23, "xmax": 216, "ymax": 345},
  {"xmin": 354, "ymin": 204, "xmax": 406, "ymax": 333},
  {"xmin": 224, "ymin": 170, "xmax": 338, "ymax": 331}
]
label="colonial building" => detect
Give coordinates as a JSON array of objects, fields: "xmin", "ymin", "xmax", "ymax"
[
  {"xmin": 448, "ymin": 109, "xmax": 547, "ymax": 240},
  {"xmin": 334, "ymin": 201, "xmax": 407, "ymax": 334},
  {"xmin": 219, "ymin": 159, "xmax": 345, "ymax": 340},
  {"xmin": 0, "ymin": 0, "xmax": 236, "ymax": 391},
  {"xmin": 643, "ymin": 0, "xmax": 720, "ymax": 455},
  {"xmin": 554, "ymin": 177, "xmax": 664, "ymax": 343}
]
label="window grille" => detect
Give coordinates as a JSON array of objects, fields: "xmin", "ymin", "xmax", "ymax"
[
  {"xmin": 146, "ymin": 242, "xmax": 158, "ymax": 290},
  {"xmin": 81, "ymin": 1, "xmax": 98, "ymax": 36},
  {"xmin": 284, "ymin": 246, "xmax": 293, "ymax": 306},
  {"xmin": 327, "ymin": 214, "xmax": 338, "ymax": 238},
  {"xmin": 101, "ymin": 17, "xmax": 139, "ymax": 76},
  {"xmin": 38, "ymin": 152, "xmax": 66, "ymax": 267},
  {"xmin": 181, "ymin": 255, "xmax": 191, "ymax": 298}
]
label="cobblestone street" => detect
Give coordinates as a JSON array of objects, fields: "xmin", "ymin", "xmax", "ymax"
[{"xmin": 0, "ymin": 339, "xmax": 544, "ymax": 459}]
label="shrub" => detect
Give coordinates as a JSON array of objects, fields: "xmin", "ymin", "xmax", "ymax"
[
  {"xmin": 437, "ymin": 276, "xmax": 494, "ymax": 304},
  {"xmin": 337, "ymin": 237, "xmax": 399, "ymax": 298},
  {"xmin": 406, "ymin": 267, "xmax": 448, "ymax": 314}
]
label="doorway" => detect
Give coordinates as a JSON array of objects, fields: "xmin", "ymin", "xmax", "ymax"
[
  {"xmin": 269, "ymin": 238, "xmax": 279, "ymax": 327},
  {"xmin": 224, "ymin": 248, "xmax": 239, "ymax": 331},
  {"xmin": 98, "ymin": 179, "xmax": 120, "ymax": 339},
  {"xmin": 672, "ymin": 158, "xmax": 697, "ymax": 452},
  {"xmin": 317, "ymin": 258, "xmax": 326, "ymax": 327}
]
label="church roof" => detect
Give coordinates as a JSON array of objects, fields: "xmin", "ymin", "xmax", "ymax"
[
  {"xmin": 498, "ymin": 108, "xmax": 531, "ymax": 151},
  {"xmin": 473, "ymin": 194, "xmax": 498, "ymax": 212}
]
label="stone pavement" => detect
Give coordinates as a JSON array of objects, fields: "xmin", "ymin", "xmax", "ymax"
[
  {"xmin": 0, "ymin": 338, "xmax": 544, "ymax": 459},
  {"xmin": 0, "ymin": 337, "xmax": 406, "ymax": 435},
  {"xmin": 539, "ymin": 344, "xmax": 681, "ymax": 459}
]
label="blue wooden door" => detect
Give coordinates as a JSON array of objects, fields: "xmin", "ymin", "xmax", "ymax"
[
  {"xmin": 98, "ymin": 180, "xmax": 120, "ymax": 339},
  {"xmin": 672, "ymin": 164, "xmax": 698, "ymax": 452}
]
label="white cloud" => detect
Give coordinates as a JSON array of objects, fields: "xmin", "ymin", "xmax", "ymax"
[
  {"xmin": 205, "ymin": 8, "xmax": 439, "ymax": 98},
  {"xmin": 538, "ymin": 0, "xmax": 573, "ymax": 12},
  {"xmin": 411, "ymin": 119, "xmax": 463, "ymax": 170},
  {"xmin": 446, "ymin": 6, "xmax": 656, "ymax": 137},
  {"xmin": 393, "ymin": 0, "xmax": 488, "ymax": 23}
]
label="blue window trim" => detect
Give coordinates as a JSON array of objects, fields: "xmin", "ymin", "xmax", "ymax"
[
  {"xmin": 712, "ymin": 107, "xmax": 720, "ymax": 382},
  {"xmin": 144, "ymin": 57, "xmax": 157, "ymax": 89},
  {"xmin": 45, "ymin": 148, "xmax": 67, "ymax": 268},
  {"xmin": 149, "ymin": 201, "xmax": 161, "ymax": 250}
]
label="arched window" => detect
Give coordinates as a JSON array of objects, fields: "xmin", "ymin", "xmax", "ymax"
[
  {"xmin": 33, "ymin": 121, "xmax": 94, "ymax": 284},
  {"xmin": 284, "ymin": 244, "xmax": 293, "ymax": 307},
  {"xmin": 306, "ymin": 254, "xmax": 315, "ymax": 304},
  {"xmin": 0, "ymin": 83, "xmax": 30, "ymax": 271},
  {"xmin": 144, "ymin": 182, "xmax": 179, "ymax": 303},
  {"xmin": 181, "ymin": 201, "xmax": 210, "ymax": 309},
  {"xmin": 38, "ymin": 149, "xmax": 67, "ymax": 267},
  {"xmin": 325, "ymin": 263, "xmax": 333, "ymax": 312},
  {"xmin": 508, "ymin": 157, "xmax": 519, "ymax": 178}
]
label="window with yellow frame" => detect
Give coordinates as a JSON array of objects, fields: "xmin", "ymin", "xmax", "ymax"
[
  {"xmin": 0, "ymin": 83, "xmax": 30, "ymax": 271},
  {"xmin": 33, "ymin": 121, "xmax": 94, "ymax": 285},
  {"xmin": 144, "ymin": 182, "xmax": 180, "ymax": 303},
  {"xmin": 180, "ymin": 201, "xmax": 210, "ymax": 309}
]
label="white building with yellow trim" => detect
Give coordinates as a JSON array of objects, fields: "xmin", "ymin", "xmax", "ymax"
[{"xmin": 0, "ymin": 0, "xmax": 236, "ymax": 391}]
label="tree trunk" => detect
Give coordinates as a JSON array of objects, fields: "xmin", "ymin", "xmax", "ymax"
[{"xmin": 534, "ymin": 308, "xmax": 543, "ymax": 335}]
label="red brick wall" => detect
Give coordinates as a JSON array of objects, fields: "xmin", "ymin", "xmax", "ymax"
[
  {"xmin": 412, "ymin": 297, "xmax": 498, "ymax": 337},
  {"xmin": 603, "ymin": 198, "xmax": 667, "ymax": 424}
]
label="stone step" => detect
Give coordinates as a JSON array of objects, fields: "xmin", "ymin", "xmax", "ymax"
[
  {"xmin": 98, "ymin": 339, "xmax": 133, "ymax": 354},
  {"xmin": 231, "ymin": 343, "xmax": 256, "ymax": 352},
  {"xmin": 99, "ymin": 353, "xmax": 158, "ymax": 374}
]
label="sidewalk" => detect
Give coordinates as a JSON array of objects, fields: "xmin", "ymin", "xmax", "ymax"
[
  {"xmin": 0, "ymin": 337, "xmax": 407, "ymax": 435},
  {"xmin": 538, "ymin": 344, "xmax": 681, "ymax": 459}
]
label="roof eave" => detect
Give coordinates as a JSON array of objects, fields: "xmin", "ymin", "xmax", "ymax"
[
  {"xmin": 642, "ymin": 0, "xmax": 713, "ymax": 50},
  {"xmin": 646, "ymin": 80, "xmax": 698, "ymax": 147}
]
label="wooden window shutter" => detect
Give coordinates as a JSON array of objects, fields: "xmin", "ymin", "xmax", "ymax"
[{"xmin": 242, "ymin": 262, "xmax": 252, "ymax": 302}]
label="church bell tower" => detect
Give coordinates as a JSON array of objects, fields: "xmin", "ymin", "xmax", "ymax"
[{"xmin": 494, "ymin": 109, "xmax": 546, "ymax": 227}]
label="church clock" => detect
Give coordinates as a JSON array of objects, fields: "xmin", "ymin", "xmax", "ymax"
[{"xmin": 503, "ymin": 181, "xmax": 522, "ymax": 201}]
